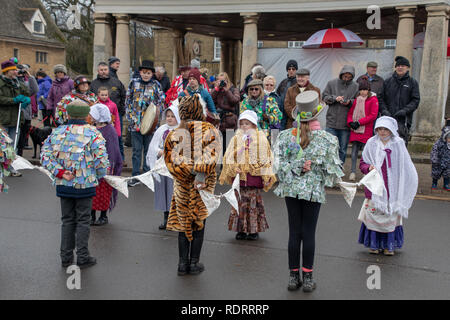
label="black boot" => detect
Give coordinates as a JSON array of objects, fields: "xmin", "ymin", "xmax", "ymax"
[
  {"xmin": 159, "ymin": 211, "xmax": 169, "ymax": 230},
  {"xmin": 189, "ymin": 228, "xmax": 205, "ymax": 275},
  {"xmin": 302, "ymin": 271, "xmax": 317, "ymax": 293},
  {"xmin": 177, "ymin": 232, "xmax": 190, "ymax": 276},
  {"xmin": 90, "ymin": 210, "xmax": 96, "ymax": 226},
  {"xmin": 287, "ymin": 270, "xmax": 302, "ymax": 291}
]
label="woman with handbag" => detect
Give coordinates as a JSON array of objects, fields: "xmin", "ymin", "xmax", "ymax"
[
  {"xmin": 240, "ymin": 79, "xmax": 282, "ymax": 142},
  {"xmin": 211, "ymin": 72, "xmax": 240, "ymax": 152}
]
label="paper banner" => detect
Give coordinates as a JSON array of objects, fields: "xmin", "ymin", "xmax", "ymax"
[
  {"xmin": 104, "ymin": 175, "xmax": 129, "ymax": 198},
  {"xmin": 199, "ymin": 190, "xmax": 222, "ymax": 216},
  {"xmin": 337, "ymin": 169, "xmax": 385, "ymax": 208},
  {"xmin": 12, "ymin": 156, "xmax": 36, "ymax": 170},
  {"xmin": 135, "ymin": 171, "xmax": 155, "ymax": 192},
  {"xmin": 152, "ymin": 156, "xmax": 172, "ymax": 180},
  {"xmin": 199, "ymin": 174, "xmax": 240, "ymax": 216}
]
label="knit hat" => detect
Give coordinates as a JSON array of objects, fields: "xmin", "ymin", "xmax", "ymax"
[
  {"xmin": 53, "ymin": 64, "xmax": 67, "ymax": 74},
  {"xmin": 1, "ymin": 60, "xmax": 17, "ymax": 73},
  {"xmin": 395, "ymin": 56, "xmax": 410, "ymax": 68},
  {"xmin": 188, "ymin": 68, "xmax": 201, "ymax": 84},
  {"xmin": 89, "ymin": 103, "xmax": 111, "ymax": 123},
  {"xmin": 239, "ymin": 110, "xmax": 258, "ymax": 127},
  {"xmin": 74, "ymin": 75, "xmax": 90, "ymax": 88},
  {"xmin": 66, "ymin": 99, "xmax": 91, "ymax": 119},
  {"xmin": 358, "ymin": 76, "xmax": 371, "ymax": 91},
  {"xmin": 108, "ymin": 56, "xmax": 120, "ymax": 65},
  {"xmin": 442, "ymin": 127, "xmax": 450, "ymax": 142},
  {"xmin": 286, "ymin": 59, "xmax": 298, "ymax": 71},
  {"xmin": 190, "ymin": 58, "xmax": 200, "ymax": 69}
]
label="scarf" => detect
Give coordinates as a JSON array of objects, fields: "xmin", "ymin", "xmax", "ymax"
[
  {"xmin": 1, "ymin": 75, "xmax": 20, "ymax": 89},
  {"xmin": 362, "ymin": 134, "xmax": 418, "ymax": 218},
  {"xmin": 353, "ymin": 95, "xmax": 367, "ymax": 134}
]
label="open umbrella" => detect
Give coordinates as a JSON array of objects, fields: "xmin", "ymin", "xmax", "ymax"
[
  {"xmin": 414, "ymin": 31, "xmax": 450, "ymax": 56},
  {"xmin": 303, "ymin": 28, "xmax": 364, "ymax": 48}
]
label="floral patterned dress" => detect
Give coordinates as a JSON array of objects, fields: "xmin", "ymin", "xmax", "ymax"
[{"xmin": 273, "ymin": 128, "xmax": 344, "ymax": 203}]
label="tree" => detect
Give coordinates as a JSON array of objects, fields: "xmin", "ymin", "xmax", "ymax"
[{"xmin": 41, "ymin": 0, "xmax": 95, "ymax": 75}]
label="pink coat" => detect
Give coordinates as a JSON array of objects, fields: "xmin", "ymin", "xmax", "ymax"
[
  {"xmin": 100, "ymin": 98, "xmax": 121, "ymax": 137},
  {"xmin": 347, "ymin": 95, "xmax": 379, "ymax": 144}
]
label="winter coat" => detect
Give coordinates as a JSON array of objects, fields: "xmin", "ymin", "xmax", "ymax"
[
  {"xmin": 154, "ymin": 74, "xmax": 171, "ymax": 93},
  {"xmin": 276, "ymin": 76, "xmax": 297, "ymax": 128},
  {"xmin": 90, "ymin": 75, "xmax": 127, "ymax": 116},
  {"xmin": 165, "ymin": 74, "xmax": 210, "ymax": 107},
  {"xmin": 323, "ymin": 65, "xmax": 359, "ymax": 130},
  {"xmin": 178, "ymin": 86, "xmax": 217, "ymax": 113},
  {"xmin": 211, "ymin": 85, "xmax": 240, "ymax": 130},
  {"xmin": 347, "ymin": 95, "xmax": 379, "ymax": 144},
  {"xmin": 99, "ymin": 98, "xmax": 121, "ymax": 137},
  {"xmin": 284, "ymin": 82, "xmax": 321, "ymax": 129},
  {"xmin": 18, "ymin": 76, "xmax": 38, "ymax": 121},
  {"xmin": 356, "ymin": 74, "xmax": 384, "ymax": 97},
  {"xmin": 378, "ymin": 71, "xmax": 420, "ymax": 130},
  {"xmin": 47, "ymin": 76, "xmax": 74, "ymax": 112},
  {"xmin": 37, "ymin": 76, "xmax": 53, "ymax": 110},
  {"xmin": 430, "ymin": 126, "xmax": 450, "ymax": 171},
  {"xmin": 0, "ymin": 76, "xmax": 30, "ymax": 127}
]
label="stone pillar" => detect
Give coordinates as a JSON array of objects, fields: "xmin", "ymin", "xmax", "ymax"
[
  {"xmin": 240, "ymin": 13, "xmax": 259, "ymax": 88},
  {"xmin": 220, "ymin": 39, "xmax": 232, "ymax": 74},
  {"xmin": 93, "ymin": 13, "xmax": 113, "ymax": 75},
  {"xmin": 395, "ymin": 6, "xmax": 417, "ymax": 69},
  {"xmin": 172, "ymin": 30, "xmax": 186, "ymax": 79},
  {"xmin": 113, "ymin": 14, "xmax": 131, "ymax": 85},
  {"xmin": 411, "ymin": 5, "xmax": 450, "ymax": 152}
]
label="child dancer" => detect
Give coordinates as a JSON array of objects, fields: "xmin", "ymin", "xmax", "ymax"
[
  {"xmin": 88, "ymin": 103, "xmax": 123, "ymax": 226},
  {"xmin": 431, "ymin": 125, "xmax": 450, "ymax": 191},
  {"xmin": 146, "ymin": 105, "xmax": 180, "ymax": 229},
  {"xmin": 41, "ymin": 99, "xmax": 110, "ymax": 268},
  {"xmin": 219, "ymin": 110, "xmax": 276, "ymax": 240},
  {"xmin": 358, "ymin": 116, "xmax": 418, "ymax": 256}
]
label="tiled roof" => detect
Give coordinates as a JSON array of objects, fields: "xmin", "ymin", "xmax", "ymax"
[{"xmin": 0, "ymin": 0, "xmax": 65, "ymax": 45}]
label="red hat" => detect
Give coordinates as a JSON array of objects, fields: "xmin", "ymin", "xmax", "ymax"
[{"xmin": 188, "ymin": 68, "xmax": 201, "ymax": 84}]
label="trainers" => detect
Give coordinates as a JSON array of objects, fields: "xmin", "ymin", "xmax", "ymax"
[
  {"xmin": 349, "ymin": 172, "xmax": 356, "ymax": 181},
  {"xmin": 127, "ymin": 179, "xmax": 140, "ymax": 187},
  {"xmin": 383, "ymin": 249, "xmax": 395, "ymax": 256},
  {"xmin": 77, "ymin": 256, "xmax": 97, "ymax": 269},
  {"xmin": 94, "ymin": 216, "xmax": 108, "ymax": 226},
  {"xmin": 369, "ymin": 249, "xmax": 380, "ymax": 255}
]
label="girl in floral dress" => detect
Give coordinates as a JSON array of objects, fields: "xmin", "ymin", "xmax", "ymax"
[
  {"xmin": 219, "ymin": 110, "xmax": 277, "ymax": 240},
  {"xmin": 274, "ymin": 91, "xmax": 344, "ymax": 292}
]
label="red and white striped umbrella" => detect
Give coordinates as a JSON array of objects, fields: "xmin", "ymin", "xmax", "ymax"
[{"xmin": 302, "ymin": 28, "xmax": 364, "ymax": 48}]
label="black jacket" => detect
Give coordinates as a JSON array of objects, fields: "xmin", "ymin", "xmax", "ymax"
[
  {"xmin": 153, "ymin": 74, "xmax": 170, "ymax": 93},
  {"xmin": 379, "ymin": 71, "xmax": 420, "ymax": 128},
  {"xmin": 90, "ymin": 75, "xmax": 127, "ymax": 116}
]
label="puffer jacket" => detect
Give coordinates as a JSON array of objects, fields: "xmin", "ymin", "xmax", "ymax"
[
  {"xmin": 379, "ymin": 71, "xmax": 420, "ymax": 129},
  {"xmin": 0, "ymin": 76, "xmax": 30, "ymax": 127},
  {"xmin": 37, "ymin": 76, "xmax": 53, "ymax": 110},
  {"xmin": 323, "ymin": 65, "xmax": 359, "ymax": 130},
  {"xmin": 47, "ymin": 76, "xmax": 74, "ymax": 112},
  {"xmin": 90, "ymin": 75, "xmax": 127, "ymax": 116}
]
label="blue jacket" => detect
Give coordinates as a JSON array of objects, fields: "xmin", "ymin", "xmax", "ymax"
[
  {"xmin": 179, "ymin": 85, "xmax": 217, "ymax": 113},
  {"xmin": 37, "ymin": 76, "xmax": 52, "ymax": 110}
]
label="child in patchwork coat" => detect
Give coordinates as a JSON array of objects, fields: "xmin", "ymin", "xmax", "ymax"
[
  {"xmin": 41, "ymin": 99, "xmax": 110, "ymax": 269},
  {"xmin": 431, "ymin": 125, "xmax": 450, "ymax": 191},
  {"xmin": 0, "ymin": 127, "xmax": 16, "ymax": 193}
]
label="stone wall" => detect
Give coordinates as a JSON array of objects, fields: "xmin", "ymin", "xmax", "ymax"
[{"xmin": 0, "ymin": 39, "xmax": 65, "ymax": 76}]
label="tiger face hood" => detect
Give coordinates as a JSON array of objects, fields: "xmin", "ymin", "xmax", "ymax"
[{"xmin": 178, "ymin": 94, "xmax": 205, "ymax": 121}]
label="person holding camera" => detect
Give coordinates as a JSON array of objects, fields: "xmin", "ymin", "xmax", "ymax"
[{"xmin": 211, "ymin": 72, "xmax": 240, "ymax": 150}]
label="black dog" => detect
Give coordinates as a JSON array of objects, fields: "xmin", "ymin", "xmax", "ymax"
[{"xmin": 29, "ymin": 126, "xmax": 52, "ymax": 158}]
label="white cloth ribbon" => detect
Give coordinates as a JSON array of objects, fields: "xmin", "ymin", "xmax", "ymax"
[{"xmin": 199, "ymin": 174, "xmax": 240, "ymax": 216}]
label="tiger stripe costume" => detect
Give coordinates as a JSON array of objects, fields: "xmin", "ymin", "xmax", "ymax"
[{"xmin": 164, "ymin": 95, "xmax": 221, "ymax": 241}]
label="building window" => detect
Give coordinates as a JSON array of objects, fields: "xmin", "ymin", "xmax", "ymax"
[
  {"xmin": 34, "ymin": 20, "xmax": 44, "ymax": 34},
  {"xmin": 36, "ymin": 51, "xmax": 48, "ymax": 64},
  {"xmin": 384, "ymin": 39, "xmax": 396, "ymax": 48},
  {"xmin": 13, "ymin": 48, "xmax": 19, "ymax": 58},
  {"xmin": 257, "ymin": 41, "xmax": 264, "ymax": 48},
  {"xmin": 213, "ymin": 38, "xmax": 221, "ymax": 61},
  {"xmin": 288, "ymin": 41, "xmax": 304, "ymax": 48}
]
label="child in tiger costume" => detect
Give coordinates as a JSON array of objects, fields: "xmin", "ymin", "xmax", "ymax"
[{"xmin": 164, "ymin": 95, "xmax": 221, "ymax": 276}]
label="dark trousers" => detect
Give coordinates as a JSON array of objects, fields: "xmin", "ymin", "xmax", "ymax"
[
  {"xmin": 42, "ymin": 109, "xmax": 55, "ymax": 127},
  {"xmin": 131, "ymin": 131, "xmax": 152, "ymax": 176},
  {"xmin": 60, "ymin": 197, "xmax": 92, "ymax": 263},
  {"xmin": 118, "ymin": 115, "xmax": 125, "ymax": 160},
  {"xmin": 17, "ymin": 119, "xmax": 31, "ymax": 156},
  {"xmin": 351, "ymin": 141, "xmax": 365, "ymax": 173},
  {"xmin": 285, "ymin": 197, "xmax": 321, "ymax": 270},
  {"xmin": 178, "ymin": 221, "xmax": 206, "ymax": 262}
]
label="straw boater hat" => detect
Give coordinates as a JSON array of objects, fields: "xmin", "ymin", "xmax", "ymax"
[{"xmin": 292, "ymin": 90, "xmax": 324, "ymax": 122}]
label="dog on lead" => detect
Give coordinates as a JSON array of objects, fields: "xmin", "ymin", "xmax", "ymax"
[{"xmin": 29, "ymin": 126, "xmax": 52, "ymax": 158}]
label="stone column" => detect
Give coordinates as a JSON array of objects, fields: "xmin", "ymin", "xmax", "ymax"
[
  {"xmin": 172, "ymin": 30, "xmax": 186, "ymax": 79},
  {"xmin": 113, "ymin": 14, "xmax": 131, "ymax": 85},
  {"xmin": 411, "ymin": 5, "xmax": 450, "ymax": 151},
  {"xmin": 220, "ymin": 39, "xmax": 231, "ymax": 74},
  {"xmin": 240, "ymin": 13, "xmax": 259, "ymax": 88},
  {"xmin": 93, "ymin": 13, "xmax": 113, "ymax": 75},
  {"xmin": 395, "ymin": 6, "xmax": 417, "ymax": 69}
]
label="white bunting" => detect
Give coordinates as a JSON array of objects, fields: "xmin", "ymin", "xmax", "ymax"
[{"xmin": 337, "ymin": 169, "xmax": 385, "ymax": 207}]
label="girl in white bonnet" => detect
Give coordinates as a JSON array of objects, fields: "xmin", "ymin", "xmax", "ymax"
[{"xmin": 357, "ymin": 116, "xmax": 418, "ymax": 256}]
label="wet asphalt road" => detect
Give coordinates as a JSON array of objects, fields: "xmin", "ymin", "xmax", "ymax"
[{"xmin": 0, "ymin": 170, "xmax": 449, "ymax": 300}]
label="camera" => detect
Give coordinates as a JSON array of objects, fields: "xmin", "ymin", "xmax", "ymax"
[
  {"xmin": 17, "ymin": 64, "xmax": 27, "ymax": 76},
  {"xmin": 219, "ymin": 80, "xmax": 226, "ymax": 88}
]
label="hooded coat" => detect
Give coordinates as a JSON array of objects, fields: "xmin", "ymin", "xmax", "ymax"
[
  {"xmin": 37, "ymin": 76, "xmax": 53, "ymax": 110},
  {"xmin": 323, "ymin": 65, "xmax": 359, "ymax": 130},
  {"xmin": 47, "ymin": 76, "xmax": 74, "ymax": 112},
  {"xmin": 0, "ymin": 76, "xmax": 30, "ymax": 127},
  {"xmin": 430, "ymin": 126, "xmax": 450, "ymax": 179}
]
